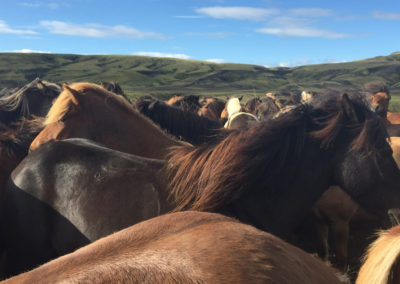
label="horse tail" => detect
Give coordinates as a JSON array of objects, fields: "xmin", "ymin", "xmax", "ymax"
[{"xmin": 356, "ymin": 225, "xmax": 400, "ymax": 284}]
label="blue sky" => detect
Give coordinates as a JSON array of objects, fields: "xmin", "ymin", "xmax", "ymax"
[{"xmin": 1, "ymin": 0, "xmax": 399, "ymax": 67}]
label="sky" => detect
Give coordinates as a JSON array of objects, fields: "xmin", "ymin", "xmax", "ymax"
[{"xmin": 0, "ymin": 0, "xmax": 400, "ymax": 67}]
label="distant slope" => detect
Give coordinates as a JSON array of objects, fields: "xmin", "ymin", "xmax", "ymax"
[{"xmin": 0, "ymin": 52, "xmax": 399, "ymax": 101}]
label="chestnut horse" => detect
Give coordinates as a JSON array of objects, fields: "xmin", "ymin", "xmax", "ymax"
[
  {"xmin": 4, "ymin": 92, "xmax": 400, "ymax": 277},
  {"xmin": 367, "ymin": 81, "xmax": 400, "ymax": 133},
  {"xmin": 29, "ymin": 83, "xmax": 185, "ymax": 158},
  {"xmin": 356, "ymin": 224, "xmax": 400, "ymax": 284},
  {"xmin": 2, "ymin": 212, "xmax": 345, "ymax": 284},
  {"xmin": 0, "ymin": 78, "xmax": 60, "ymax": 126}
]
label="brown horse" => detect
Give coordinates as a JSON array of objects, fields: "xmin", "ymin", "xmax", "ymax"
[
  {"xmin": 367, "ymin": 81, "xmax": 400, "ymax": 130},
  {"xmin": 0, "ymin": 78, "xmax": 61, "ymax": 126},
  {"xmin": 197, "ymin": 96, "xmax": 226, "ymax": 121},
  {"xmin": 135, "ymin": 96, "xmax": 223, "ymax": 145},
  {"xmin": 3, "ymin": 92, "xmax": 400, "ymax": 277},
  {"xmin": 356, "ymin": 224, "xmax": 400, "ymax": 284},
  {"xmin": 99, "ymin": 81, "xmax": 131, "ymax": 102},
  {"xmin": 29, "ymin": 83, "xmax": 184, "ymax": 158},
  {"xmin": 165, "ymin": 94, "xmax": 201, "ymax": 113},
  {"xmin": 2, "ymin": 211, "xmax": 345, "ymax": 284}
]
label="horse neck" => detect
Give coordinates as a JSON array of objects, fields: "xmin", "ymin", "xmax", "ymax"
[{"xmin": 94, "ymin": 106, "xmax": 183, "ymax": 159}]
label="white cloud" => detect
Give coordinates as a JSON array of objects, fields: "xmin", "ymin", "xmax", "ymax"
[
  {"xmin": 0, "ymin": 20, "xmax": 37, "ymax": 35},
  {"xmin": 39, "ymin": 21, "xmax": 164, "ymax": 39},
  {"xmin": 20, "ymin": 1, "xmax": 70, "ymax": 9},
  {"xmin": 205, "ymin": 58, "xmax": 226, "ymax": 63},
  {"xmin": 11, "ymin": 49, "xmax": 50, "ymax": 53},
  {"xmin": 288, "ymin": 8, "xmax": 333, "ymax": 17},
  {"xmin": 184, "ymin": 32, "xmax": 230, "ymax": 38},
  {"xmin": 196, "ymin": 6, "xmax": 279, "ymax": 21},
  {"xmin": 256, "ymin": 26, "xmax": 348, "ymax": 38},
  {"xmin": 132, "ymin": 52, "xmax": 192, "ymax": 60},
  {"xmin": 372, "ymin": 10, "xmax": 400, "ymax": 21}
]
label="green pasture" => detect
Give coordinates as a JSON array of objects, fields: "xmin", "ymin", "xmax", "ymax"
[{"xmin": 0, "ymin": 52, "xmax": 399, "ymax": 103}]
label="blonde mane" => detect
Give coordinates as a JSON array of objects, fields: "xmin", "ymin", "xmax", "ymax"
[
  {"xmin": 45, "ymin": 82, "xmax": 133, "ymax": 125},
  {"xmin": 356, "ymin": 225, "xmax": 400, "ymax": 284}
]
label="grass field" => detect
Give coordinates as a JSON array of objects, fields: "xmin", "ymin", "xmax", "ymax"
[{"xmin": 0, "ymin": 52, "xmax": 399, "ymax": 102}]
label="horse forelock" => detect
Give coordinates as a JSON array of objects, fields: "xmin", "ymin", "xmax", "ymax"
[{"xmin": 45, "ymin": 82, "xmax": 135, "ymax": 125}]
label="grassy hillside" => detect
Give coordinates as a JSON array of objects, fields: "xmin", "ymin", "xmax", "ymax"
[{"xmin": 1, "ymin": 52, "xmax": 400, "ymax": 108}]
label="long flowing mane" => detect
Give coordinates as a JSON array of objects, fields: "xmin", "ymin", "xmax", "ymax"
[
  {"xmin": 166, "ymin": 93, "xmax": 388, "ymax": 211},
  {"xmin": 356, "ymin": 225, "xmax": 400, "ymax": 284},
  {"xmin": 0, "ymin": 78, "xmax": 60, "ymax": 115},
  {"xmin": 45, "ymin": 82, "xmax": 134, "ymax": 126},
  {"xmin": 135, "ymin": 97, "xmax": 223, "ymax": 145}
]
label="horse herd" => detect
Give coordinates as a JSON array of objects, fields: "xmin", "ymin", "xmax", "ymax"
[{"xmin": 0, "ymin": 78, "xmax": 400, "ymax": 283}]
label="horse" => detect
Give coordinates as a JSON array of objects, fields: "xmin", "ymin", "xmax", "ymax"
[
  {"xmin": 197, "ymin": 96, "xmax": 226, "ymax": 122},
  {"xmin": 2, "ymin": 211, "xmax": 346, "ymax": 284},
  {"xmin": 165, "ymin": 94, "xmax": 201, "ymax": 113},
  {"xmin": 5, "ymin": 91, "xmax": 400, "ymax": 276},
  {"xmin": 29, "ymin": 83, "xmax": 185, "ymax": 158},
  {"xmin": 356, "ymin": 224, "xmax": 400, "ymax": 284},
  {"xmin": 135, "ymin": 96, "xmax": 223, "ymax": 145},
  {"xmin": 0, "ymin": 138, "xmax": 171, "ymax": 277},
  {"xmin": 369, "ymin": 86, "xmax": 400, "ymax": 136},
  {"xmin": 0, "ymin": 78, "xmax": 61, "ymax": 126},
  {"xmin": 99, "ymin": 81, "xmax": 131, "ymax": 102},
  {"xmin": 0, "ymin": 118, "xmax": 44, "ymax": 197},
  {"xmin": 301, "ymin": 91, "xmax": 318, "ymax": 104},
  {"xmin": 222, "ymin": 96, "xmax": 259, "ymax": 129}
]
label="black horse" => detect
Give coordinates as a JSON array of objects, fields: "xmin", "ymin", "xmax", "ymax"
[{"xmin": 2, "ymin": 93, "xmax": 400, "ymax": 277}]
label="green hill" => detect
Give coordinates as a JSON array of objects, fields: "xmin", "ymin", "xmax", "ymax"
[{"xmin": 1, "ymin": 52, "xmax": 399, "ymax": 106}]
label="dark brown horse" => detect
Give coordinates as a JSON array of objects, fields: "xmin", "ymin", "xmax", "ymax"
[
  {"xmin": 135, "ymin": 96, "xmax": 223, "ymax": 145},
  {"xmin": 2, "ymin": 212, "xmax": 344, "ymax": 284},
  {"xmin": 4, "ymin": 91, "xmax": 400, "ymax": 277},
  {"xmin": 197, "ymin": 96, "xmax": 226, "ymax": 122},
  {"xmin": 165, "ymin": 94, "xmax": 201, "ymax": 113},
  {"xmin": 0, "ymin": 78, "xmax": 60, "ymax": 126},
  {"xmin": 29, "ymin": 83, "xmax": 185, "ymax": 158},
  {"xmin": 99, "ymin": 81, "xmax": 131, "ymax": 102}
]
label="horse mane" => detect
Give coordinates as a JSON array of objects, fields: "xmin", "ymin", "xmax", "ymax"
[
  {"xmin": 357, "ymin": 225, "xmax": 400, "ymax": 284},
  {"xmin": 45, "ymin": 82, "xmax": 134, "ymax": 125},
  {"xmin": 0, "ymin": 78, "xmax": 60, "ymax": 115},
  {"xmin": 166, "ymin": 93, "xmax": 387, "ymax": 211},
  {"xmin": 364, "ymin": 81, "xmax": 389, "ymax": 95},
  {"xmin": 135, "ymin": 97, "xmax": 223, "ymax": 145},
  {"xmin": 0, "ymin": 117, "xmax": 44, "ymax": 158}
]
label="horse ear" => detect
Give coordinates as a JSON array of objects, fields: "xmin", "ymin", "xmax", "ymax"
[
  {"xmin": 238, "ymin": 96, "xmax": 243, "ymax": 101},
  {"xmin": 340, "ymin": 93, "xmax": 359, "ymax": 123},
  {"xmin": 36, "ymin": 81, "xmax": 47, "ymax": 92},
  {"xmin": 63, "ymin": 84, "xmax": 80, "ymax": 105}
]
